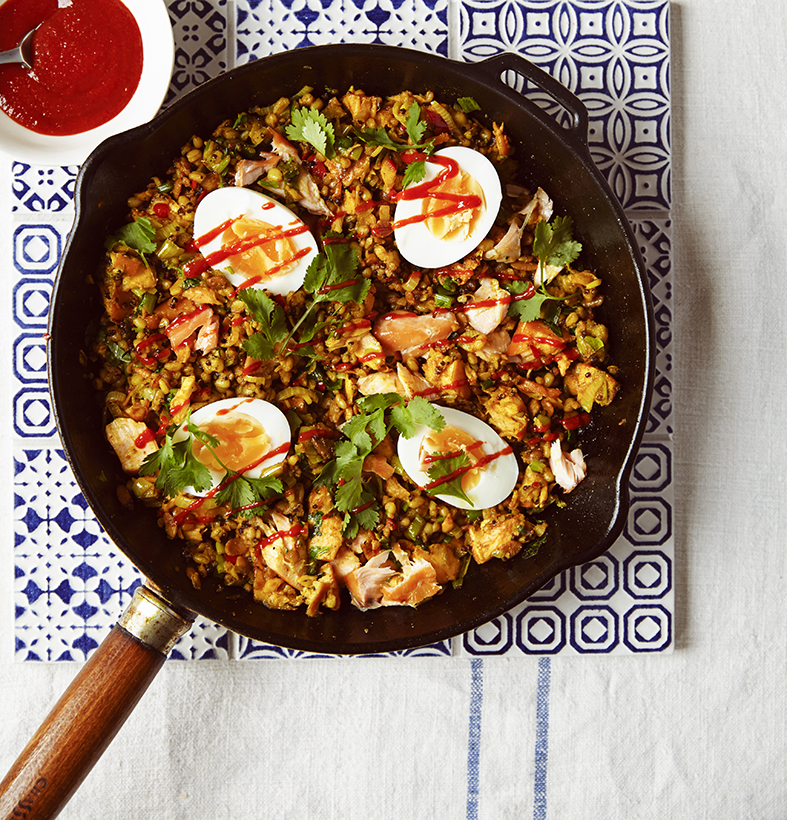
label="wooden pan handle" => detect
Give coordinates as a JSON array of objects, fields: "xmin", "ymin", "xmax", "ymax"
[{"xmin": 0, "ymin": 586, "xmax": 193, "ymax": 820}]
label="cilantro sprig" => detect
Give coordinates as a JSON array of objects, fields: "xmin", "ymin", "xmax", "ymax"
[
  {"xmin": 105, "ymin": 216, "xmax": 157, "ymax": 257},
  {"xmin": 506, "ymin": 216, "xmax": 583, "ymax": 324},
  {"xmin": 317, "ymin": 394, "xmax": 445, "ymax": 537},
  {"xmin": 139, "ymin": 413, "xmax": 213, "ymax": 497},
  {"xmin": 139, "ymin": 411, "xmax": 284, "ymax": 516},
  {"xmin": 238, "ymin": 289, "xmax": 287, "ymax": 360},
  {"xmin": 355, "ymin": 102, "xmax": 435, "ymax": 188},
  {"xmin": 533, "ymin": 216, "xmax": 582, "ymax": 270},
  {"xmin": 425, "ymin": 451, "xmax": 474, "ymax": 507},
  {"xmin": 285, "ymin": 107, "xmax": 335, "ymax": 158},
  {"xmin": 240, "ymin": 239, "xmax": 368, "ymax": 361}
]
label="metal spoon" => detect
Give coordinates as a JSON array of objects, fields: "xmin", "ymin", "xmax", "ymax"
[{"xmin": 0, "ymin": 26, "xmax": 38, "ymax": 70}]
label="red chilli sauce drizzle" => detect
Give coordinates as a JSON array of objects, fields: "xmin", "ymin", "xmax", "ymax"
[
  {"xmin": 424, "ymin": 445, "xmax": 514, "ymax": 491},
  {"xmin": 183, "ymin": 216, "xmax": 312, "ymax": 281},
  {"xmin": 173, "ymin": 441, "xmax": 290, "ymax": 526},
  {"xmin": 390, "ymin": 153, "xmax": 482, "ymax": 230},
  {"xmin": 255, "ymin": 524, "xmax": 306, "ymax": 552},
  {"xmin": 134, "ymin": 333, "xmax": 169, "ymax": 367}
]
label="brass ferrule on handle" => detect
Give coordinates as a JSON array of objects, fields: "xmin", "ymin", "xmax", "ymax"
[{"xmin": 118, "ymin": 585, "xmax": 192, "ymax": 654}]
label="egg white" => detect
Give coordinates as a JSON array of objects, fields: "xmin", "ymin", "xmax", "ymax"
[
  {"xmin": 193, "ymin": 187, "xmax": 318, "ymax": 295},
  {"xmin": 397, "ymin": 405, "xmax": 519, "ymax": 510},
  {"xmin": 393, "ymin": 146, "xmax": 502, "ymax": 269},
  {"xmin": 172, "ymin": 397, "xmax": 291, "ymax": 496}
]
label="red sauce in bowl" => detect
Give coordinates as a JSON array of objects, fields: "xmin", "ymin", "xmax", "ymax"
[{"xmin": 0, "ymin": 0, "xmax": 143, "ymax": 136}]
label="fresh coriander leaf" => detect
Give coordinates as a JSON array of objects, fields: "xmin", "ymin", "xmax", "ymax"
[
  {"xmin": 402, "ymin": 160, "xmax": 427, "ymax": 189},
  {"xmin": 354, "ymin": 126, "xmax": 401, "ymax": 149},
  {"xmin": 242, "ymin": 334, "xmax": 276, "ymax": 361},
  {"xmin": 356, "ymin": 393, "xmax": 402, "ymax": 415},
  {"xmin": 336, "ymin": 474, "xmax": 364, "ymax": 512},
  {"xmin": 138, "ymin": 435, "xmax": 172, "ymax": 479},
  {"xmin": 339, "ymin": 490, "xmax": 379, "ymax": 538},
  {"xmin": 340, "ymin": 418, "xmax": 373, "ymax": 457},
  {"xmin": 238, "ymin": 288, "xmax": 288, "ymax": 360},
  {"xmin": 390, "ymin": 395, "xmax": 445, "ymax": 439},
  {"xmin": 314, "ymin": 458, "xmax": 340, "ymax": 488},
  {"xmin": 286, "ymin": 107, "xmax": 335, "ymax": 158},
  {"xmin": 139, "ymin": 431, "xmax": 213, "ymax": 497},
  {"xmin": 508, "ymin": 289, "xmax": 552, "ymax": 322},
  {"xmin": 307, "ymin": 242, "xmax": 368, "ymax": 303},
  {"xmin": 426, "ymin": 452, "xmax": 474, "ymax": 506},
  {"xmin": 457, "ymin": 96, "xmax": 481, "ymax": 113},
  {"xmin": 214, "ymin": 473, "xmax": 283, "ymax": 514},
  {"xmin": 405, "ymin": 102, "xmax": 427, "ymax": 145},
  {"xmin": 342, "ymin": 512, "xmax": 359, "ymax": 539},
  {"xmin": 245, "ymin": 474, "xmax": 284, "ymax": 498},
  {"xmin": 238, "ymin": 289, "xmax": 287, "ymax": 336},
  {"xmin": 105, "ymin": 217, "xmax": 157, "ymax": 254},
  {"xmin": 366, "ymin": 409, "xmax": 387, "ymax": 449},
  {"xmin": 354, "ymin": 104, "xmax": 433, "ymax": 156},
  {"xmin": 532, "ymin": 216, "xmax": 582, "ymax": 269},
  {"xmin": 354, "ymin": 498, "xmax": 380, "ymax": 531},
  {"xmin": 105, "ymin": 340, "xmax": 131, "ymax": 368},
  {"xmin": 505, "ymin": 279, "xmax": 532, "ymax": 295},
  {"xmin": 215, "ymin": 474, "xmax": 259, "ymax": 510}
]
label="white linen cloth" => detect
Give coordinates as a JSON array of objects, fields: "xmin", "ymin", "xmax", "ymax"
[{"xmin": 1, "ymin": 1, "xmax": 786, "ymax": 818}]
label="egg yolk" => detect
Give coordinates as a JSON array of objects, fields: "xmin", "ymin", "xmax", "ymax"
[
  {"xmin": 192, "ymin": 411, "xmax": 272, "ymax": 473},
  {"xmin": 423, "ymin": 169, "xmax": 486, "ymax": 243},
  {"xmin": 222, "ymin": 216, "xmax": 297, "ymax": 281},
  {"xmin": 420, "ymin": 424, "xmax": 485, "ymax": 492}
]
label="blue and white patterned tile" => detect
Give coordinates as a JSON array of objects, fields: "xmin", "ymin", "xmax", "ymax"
[
  {"xmin": 169, "ymin": 619, "xmax": 232, "ymax": 660},
  {"xmin": 453, "ymin": 0, "xmax": 671, "ymax": 212},
  {"xmin": 12, "ymin": 164, "xmax": 78, "ymax": 213},
  {"xmin": 235, "ymin": 0, "xmax": 449, "ymax": 61},
  {"xmin": 9, "ymin": 0, "xmax": 673, "ymax": 660},
  {"xmin": 167, "ymin": 0, "xmax": 230, "ymax": 100},
  {"xmin": 236, "ymin": 635, "xmax": 453, "ymax": 659},
  {"xmin": 12, "ymin": 447, "xmax": 231, "ymax": 661}
]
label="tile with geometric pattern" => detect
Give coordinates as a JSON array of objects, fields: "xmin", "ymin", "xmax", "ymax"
[{"xmin": 9, "ymin": 0, "xmax": 673, "ymax": 660}]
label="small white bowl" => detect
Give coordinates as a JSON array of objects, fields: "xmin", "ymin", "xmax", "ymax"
[{"xmin": 0, "ymin": 0, "xmax": 174, "ymax": 167}]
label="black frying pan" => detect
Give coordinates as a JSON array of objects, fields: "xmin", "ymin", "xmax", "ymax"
[{"xmin": 1, "ymin": 45, "xmax": 653, "ymax": 819}]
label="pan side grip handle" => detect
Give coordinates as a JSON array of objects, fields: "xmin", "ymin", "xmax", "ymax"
[
  {"xmin": 0, "ymin": 586, "xmax": 193, "ymax": 820},
  {"xmin": 476, "ymin": 52, "xmax": 590, "ymax": 148}
]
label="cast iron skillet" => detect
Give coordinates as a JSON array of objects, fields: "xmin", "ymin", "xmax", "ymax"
[
  {"xmin": 51, "ymin": 44, "xmax": 653, "ymax": 654},
  {"xmin": 1, "ymin": 44, "xmax": 653, "ymax": 819}
]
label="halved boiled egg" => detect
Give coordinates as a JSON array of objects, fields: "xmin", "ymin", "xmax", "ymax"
[
  {"xmin": 192, "ymin": 187, "xmax": 318, "ymax": 295},
  {"xmin": 393, "ymin": 146, "xmax": 502, "ymax": 269},
  {"xmin": 397, "ymin": 405, "xmax": 519, "ymax": 510},
  {"xmin": 172, "ymin": 397, "xmax": 291, "ymax": 496}
]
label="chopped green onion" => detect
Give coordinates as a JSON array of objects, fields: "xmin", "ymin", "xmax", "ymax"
[
  {"xmin": 156, "ymin": 238, "xmax": 181, "ymax": 261},
  {"xmin": 452, "ymin": 554, "xmax": 472, "ymax": 588},
  {"xmin": 434, "ymin": 292, "xmax": 454, "ymax": 309},
  {"xmin": 406, "ymin": 513, "xmax": 425, "ymax": 541},
  {"xmin": 140, "ymin": 292, "xmax": 157, "ymax": 314}
]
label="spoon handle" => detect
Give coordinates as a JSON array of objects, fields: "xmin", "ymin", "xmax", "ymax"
[{"xmin": 0, "ymin": 48, "xmax": 25, "ymax": 66}]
